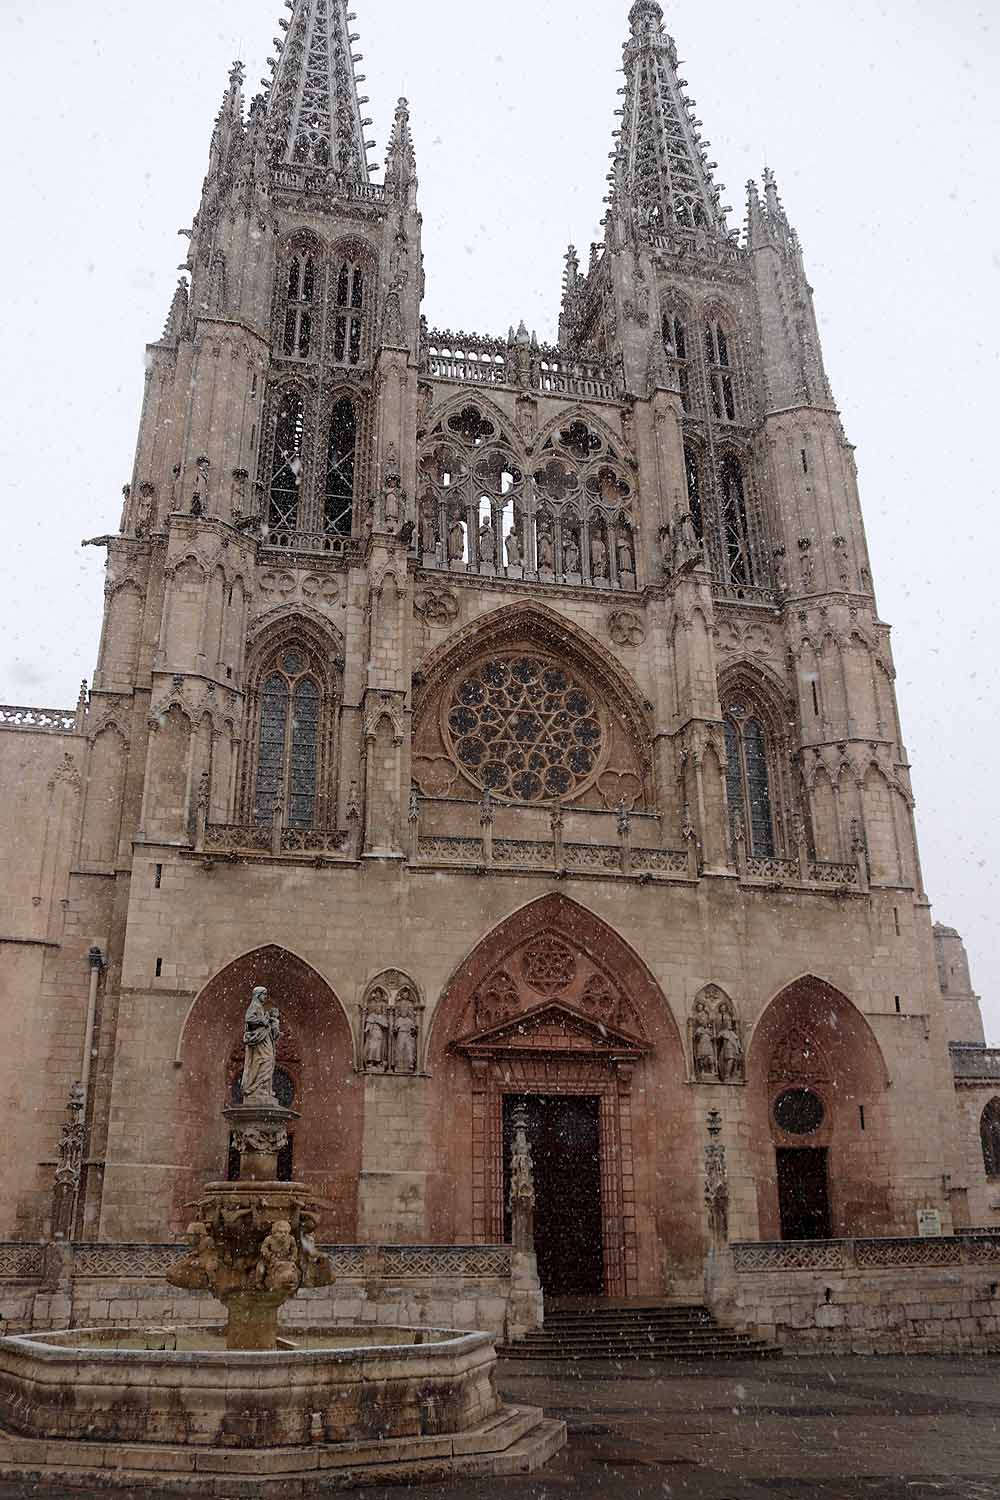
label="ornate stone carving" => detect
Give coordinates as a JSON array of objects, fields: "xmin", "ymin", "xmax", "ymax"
[
  {"xmin": 689, "ymin": 986, "xmax": 744, "ymax": 1083},
  {"xmin": 607, "ymin": 609, "xmax": 645, "ymax": 647},
  {"xmin": 360, "ymin": 971, "xmax": 424, "ymax": 1073},
  {"xmin": 472, "ymin": 969, "xmax": 520, "ymax": 1029},
  {"xmin": 522, "ymin": 935, "xmax": 577, "ymax": 995},
  {"xmin": 704, "ymin": 1109, "xmax": 728, "ymax": 1245},
  {"xmin": 508, "ymin": 1102, "xmax": 536, "ymax": 1253},
  {"xmin": 413, "ymin": 584, "xmax": 459, "ymax": 623}
]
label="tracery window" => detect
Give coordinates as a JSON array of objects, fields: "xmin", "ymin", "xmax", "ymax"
[
  {"xmin": 981, "ymin": 1099, "xmax": 1000, "ymax": 1179},
  {"xmin": 705, "ymin": 321, "xmax": 737, "ymax": 421},
  {"xmin": 446, "ymin": 653, "xmax": 605, "ymax": 803},
  {"xmin": 324, "ymin": 397, "xmax": 356, "ymax": 536},
  {"xmin": 417, "ymin": 406, "xmax": 636, "ymax": 588},
  {"xmin": 282, "ymin": 252, "xmax": 316, "ymax": 360},
  {"xmin": 719, "ymin": 454, "xmax": 754, "ymax": 587},
  {"xmin": 332, "ymin": 260, "xmax": 367, "ymax": 366},
  {"xmin": 253, "ymin": 648, "xmax": 321, "ymax": 827},
  {"xmin": 683, "ymin": 443, "xmax": 704, "ymax": 540},
  {"xmin": 266, "ymin": 392, "xmax": 306, "ymax": 530},
  {"xmin": 663, "ymin": 314, "xmax": 691, "ymax": 412},
  {"xmin": 724, "ymin": 702, "xmax": 775, "ymax": 858}
]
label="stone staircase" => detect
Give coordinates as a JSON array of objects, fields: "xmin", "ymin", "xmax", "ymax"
[{"xmin": 498, "ymin": 1302, "xmax": 780, "ymax": 1361}]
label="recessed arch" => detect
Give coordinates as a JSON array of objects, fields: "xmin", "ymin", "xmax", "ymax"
[{"xmin": 172, "ymin": 944, "xmax": 361, "ymax": 1236}]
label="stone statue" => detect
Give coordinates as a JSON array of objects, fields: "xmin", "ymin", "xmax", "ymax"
[
  {"xmin": 508, "ymin": 1104, "xmax": 536, "ymax": 1253},
  {"xmin": 617, "ymin": 533, "xmax": 635, "ymax": 576},
  {"xmin": 448, "ymin": 516, "xmax": 465, "ymax": 563},
  {"xmin": 563, "ymin": 535, "xmax": 580, "ymax": 574},
  {"xmin": 393, "ymin": 1008, "xmax": 419, "ymax": 1073},
  {"xmin": 591, "ymin": 533, "xmax": 608, "ymax": 580},
  {"xmin": 505, "ymin": 526, "xmax": 521, "ymax": 567},
  {"xmin": 383, "ymin": 479, "xmax": 401, "ymax": 531},
  {"xmin": 257, "ymin": 1219, "xmax": 300, "ymax": 1294},
  {"xmin": 169, "ymin": 1221, "xmax": 220, "ymax": 1291},
  {"xmin": 241, "ymin": 988, "xmax": 280, "ymax": 1105},
  {"xmin": 363, "ymin": 990, "xmax": 390, "ymax": 1069},
  {"xmin": 537, "ymin": 529, "xmax": 554, "ymax": 571},
  {"xmin": 478, "ymin": 518, "xmax": 496, "ymax": 567},
  {"xmin": 716, "ymin": 1003, "xmax": 743, "ymax": 1082},
  {"xmin": 693, "ymin": 1001, "xmax": 717, "ymax": 1079},
  {"xmin": 420, "ymin": 493, "xmax": 438, "ymax": 553}
]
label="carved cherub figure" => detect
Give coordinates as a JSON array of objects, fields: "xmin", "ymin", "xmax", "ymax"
[{"xmin": 257, "ymin": 1219, "xmax": 300, "ymax": 1293}]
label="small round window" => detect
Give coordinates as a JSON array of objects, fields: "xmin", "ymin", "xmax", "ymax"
[{"xmin": 773, "ymin": 1088, "xmax": 824, "ymax": 1135}]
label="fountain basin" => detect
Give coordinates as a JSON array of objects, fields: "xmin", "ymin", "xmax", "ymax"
[{"xmin": 0, "ymin": 1324, "xmax": 499, "ymax": 1448}]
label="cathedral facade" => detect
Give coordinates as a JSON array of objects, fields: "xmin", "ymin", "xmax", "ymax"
[{"xmin": 0, "ymin": 0, "xmax": 994, "ymax": 1302}]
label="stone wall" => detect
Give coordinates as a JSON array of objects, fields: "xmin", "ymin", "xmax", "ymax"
[
  {"xmin": 0, "ymin": 1243, "xmax": 542, "ymax": 1344},
  {"xmin": 725, "ymin": 1236, "xmax": 1000, "ymax": 1354}
]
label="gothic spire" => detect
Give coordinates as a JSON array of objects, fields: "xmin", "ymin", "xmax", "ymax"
[
  {"xmin": 384, "ymin": 97, "xmax": 417, "ymax": 198},
  {"xmin": 263, "ymin": 0, "xmax": 375, "ymax": 179},
  {"xmin": 610, "ymin": 0, "xmax": 731, "ymax": 243}
]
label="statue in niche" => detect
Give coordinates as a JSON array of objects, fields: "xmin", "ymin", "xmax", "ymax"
[
  {"xmin": 692, "ymin": 999, "xmax": 718, "ymax": 1080},
  {"xmin": 505, "ymin": 526, "xmax": 521, "ymax": 567},
  {"xmin": 257, "ymin": 1219, "xmax": 300, "ymax": 1294},
  {"xmin": 673, "ymin": 512, "xmax": 703, "ymax": 574},
  {"xmin": 478, "ymin": 517, "xmax": 496, "ymax": 567},
  {"xmin": 591, "ymin": 532, "xmax": 608, "ymax": 580},
  {"xmin": 537, "ymin": 529, "xmax": 554, "ymax": 571},
  {"xmin": 420, "ymin": 493, "xmax": 438, "ymax": 553},
  {"xmin": 382, "ymin": 476, "xmax": 402, "ymax": 532},
  {"xmin": 240, "ymin": 988, "xmax": 280, "ymax": 1105},
  {"xmin": 363, "ymin": 988, "xmax": 390, "ymax": 1070},
  {"xmin": 563, "ymin": 534, "xmax": 580, "ymax": 574},
  {"xmin": 448, "ymin": 516, "xmax": 465, "ymax": 563},
  {"xmin": 617, "ymin": 532, "xmax": 635, "ymax": 576},
  {"xmin": 716, "ymin": 1000, "xmax": 744, "ymax": 1082},
  {"xmin": 392, "ymin": 997, "xmax": 419, "ymax": 1074}
]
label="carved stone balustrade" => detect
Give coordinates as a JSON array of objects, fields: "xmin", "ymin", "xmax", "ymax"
[
  {"xmin": 260, "ymin": 529, "xmax": 362, "ymax": 561},
  {"xmin": 732, "ymin": 1234, "xmax": 1000, "ymax": 1274},
  {"xmin": 423, "ymin": 329, "xmax": 616, "ymax": 401},
  {"xmin": 0, "ymin": 705, "xmax": 79, "ymax": 733}
]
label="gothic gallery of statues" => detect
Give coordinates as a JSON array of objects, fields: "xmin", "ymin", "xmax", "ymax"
[{"xmin": 1, "ymin": 0, "xmax": 997, "ymax": 1340}]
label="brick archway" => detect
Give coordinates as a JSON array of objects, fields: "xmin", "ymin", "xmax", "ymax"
[{"xmin": 427, "ymin": 895, "xmax": 693, "ymax": 1294}]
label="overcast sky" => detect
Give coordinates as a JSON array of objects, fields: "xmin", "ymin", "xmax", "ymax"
[{"xmin": 0, "ymin": 0, "xmax": 997, "ymax": 1033}]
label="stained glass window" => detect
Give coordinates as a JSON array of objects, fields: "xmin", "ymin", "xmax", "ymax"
[
  {"xmin": 724, "ymin": 707, "xmax": 775, "ymax": 858},
  {"xmin": 446, "ymin": 653, "xmax": 605, "ymax": 803},
  {"xmin": 324, "ymin": 398, "xmax": 356, "ymax": 535},
  {"xmin": 253, "ymin": 653, "xmax": 321, "ymax": 828}
]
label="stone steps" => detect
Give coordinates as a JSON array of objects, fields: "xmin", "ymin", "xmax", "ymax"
[{"xmin": 498, "ymin": 1303, "xmax": 779, "ymax": 1362}]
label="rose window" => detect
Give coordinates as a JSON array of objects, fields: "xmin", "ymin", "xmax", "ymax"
[{"xmin": 445, "ymin": 654, "xmax": 606, "ymax": 802}]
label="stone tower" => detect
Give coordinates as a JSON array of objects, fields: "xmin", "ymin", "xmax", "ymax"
[{"xmin": 0, "ymin": 0, "xmax": 988, "ymax": 1291}]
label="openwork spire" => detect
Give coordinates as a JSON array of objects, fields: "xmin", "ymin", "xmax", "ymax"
[
  {"xmin": 610, "ymin": 0, "xmax": 731, "ymax": 243},
  {"xmin": 264, "ymin": 0, "xmax": 374, "ymax": 178}
]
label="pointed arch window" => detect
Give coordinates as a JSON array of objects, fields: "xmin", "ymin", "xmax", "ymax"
[
  {"xmin": 719, "ymin": 454, "xmax": 754, "ymax": 587},
  {"xmin": 324, "ymin": 397, "xmax": 357, "ymax": 535},
  {"xmin": 981, "ymin": 1099, "xmax": 1000, "ymax": 1179},
  {"xmin": 267, "ymin": 392, "xmax": 305, "ymax": 531},
  {"xmin": 683, "ymin": 442, "xmax": 704, "ymax": 540},
  {"xmin": 663, "ymin": 314, "xmax": 691, "ymax": 412},
  {"xmin": 724, "ymin": 705, "xmax": 775, "ymax": 859},
  {"xmin": 253, "ymin": 648, "xmax": 321, "ymax": 828},
  {"xmin": 705, "ymin": 322, "xmax": 737, "ymax": 421},
  {"xmin": 333, "ymin": 261, "xmax": 367, "ymax": 366},
  {"xmin": 282, "ymin": 253, "xmax": 316, "ymax": 360}
]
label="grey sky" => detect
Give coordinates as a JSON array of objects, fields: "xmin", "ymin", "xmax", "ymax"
[{"xmin": 1, "ymin": 1, "xmax": 997, "ymax": 1031}]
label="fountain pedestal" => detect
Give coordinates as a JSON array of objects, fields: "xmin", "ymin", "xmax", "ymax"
[{"xmin": 167, "ymin": 1097, "xmax": 335, "ymax": 1351}]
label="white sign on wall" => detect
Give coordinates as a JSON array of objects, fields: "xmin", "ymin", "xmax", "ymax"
[{"xmin": 917, "ymin": 1209, "xmax": 943, "ymax": 1238}]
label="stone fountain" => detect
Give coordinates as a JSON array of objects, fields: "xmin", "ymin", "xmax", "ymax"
[
  {"xmin": 0, "ymin": 985, "xmax": 565, "ymax": 1492},
  {"xmin": 166, "ymin": 985, "xmax": 336, "ymax": 1351}
]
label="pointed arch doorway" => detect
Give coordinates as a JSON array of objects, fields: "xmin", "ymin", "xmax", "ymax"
[{"xmin": 431, "ymin": 895, "xmax": 679, "ymax": 1299}]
